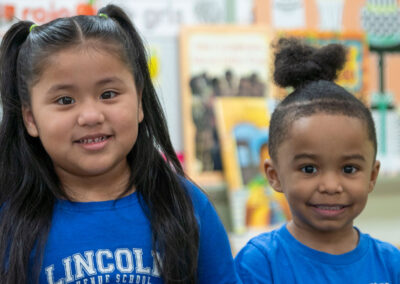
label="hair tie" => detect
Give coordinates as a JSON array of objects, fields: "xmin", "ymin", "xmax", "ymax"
[
  {"xmin": 99, "ymin": 13, "xmax": 108, "ymax": 19},
  {"xmin": 29, "ymin": 24, "xmax": 38, "ymax": 32}
]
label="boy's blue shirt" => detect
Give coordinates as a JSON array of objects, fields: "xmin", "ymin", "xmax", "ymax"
[
  {"xmin": 235, "ymin": 224, "xmax": 400, "ymax": 284},
  {"xmin": 38, "ymin": 179, "xmax": 240, "ymax": 284}
]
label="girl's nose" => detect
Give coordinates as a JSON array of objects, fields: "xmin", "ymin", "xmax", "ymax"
[
  {"xmin": 77, "ymin": 103, "xmax": 105, "ymax": 126},
  {"xmin": 318, "ymin": 172, "xmax": 343, "ymax": 194}
]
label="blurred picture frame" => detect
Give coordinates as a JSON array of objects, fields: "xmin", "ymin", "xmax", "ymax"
[{"xmin": 180, "ymin": 25, "xmax": 272, "ymax": 185}]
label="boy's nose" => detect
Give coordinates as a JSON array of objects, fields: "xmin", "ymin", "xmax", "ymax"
[
  {"xmin": 77, "ymin": 103, "xmax": 105, "ymax": 126},
  {"xmin": 318, "ymin": 172, "xmax": 343, "ymax": 194}
]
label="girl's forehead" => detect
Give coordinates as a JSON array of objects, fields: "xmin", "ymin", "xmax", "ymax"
[{"xmin": 48, "ymin": 41, "xmax": 124, "ymax": 62}]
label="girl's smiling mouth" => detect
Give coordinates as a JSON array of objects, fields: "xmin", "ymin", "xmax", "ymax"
[
  {"xmin": 75, "ymin": 134, "xmax": 112, "ymax": 150},
  {"xmin": 78, "ymin": 135, "xmax": 109, "ymax": 144}
]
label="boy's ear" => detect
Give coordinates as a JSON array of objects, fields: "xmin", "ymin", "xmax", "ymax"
[
  {"xmin": 264, "ymin": 159, "xmax": 282, "ymax": 193},
  {"xmin": 368, "ymin": 160, "xmax": 381, "ymax": 193},
  {"xmin": 21, "ymin": 107, "xmax": 39, "ymax": 137}
]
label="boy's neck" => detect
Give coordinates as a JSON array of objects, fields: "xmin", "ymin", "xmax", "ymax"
[{"xmin": 286, "ymin": 221, "xmax": 359, "ymax": 255}]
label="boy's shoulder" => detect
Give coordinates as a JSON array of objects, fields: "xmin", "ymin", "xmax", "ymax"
[
  {"xmin": 236, "ymin": 225, "xmax": 400, "ymax": 263},
  {"xmin": 234, "ymin": 225, "xmax": 287, "ymax": 283},
  {"xmin": 362, "ymin": 231, "xmax": 400, "ymax": 260},
  {"xmin": 236, "ymin": 225, "xmax": 287, "ymax": 261},
  {"xmin": 235, "ymin": 226, "xmax": 400, "ymax": 283}
]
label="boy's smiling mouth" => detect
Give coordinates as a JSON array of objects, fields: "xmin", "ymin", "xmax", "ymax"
[
  {"xmin": 308, "ymin": 203, "xmax": 350, "ymax": 217},
  {"xmin": 312, "ymin": 204, "xmax": 347, "ymax": 210}
]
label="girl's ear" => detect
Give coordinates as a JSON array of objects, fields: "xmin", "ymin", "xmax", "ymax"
[
  {"xmin": 264, "ymin": 159, "xmax": 282, "ymax": 193},
  {"xmin": 21, "ymin": 107, "xmax": 39, "ymax": 137},
  {"xmin": 138, "ymin": 91, "xmax": 144, "ymax": 123},
  {"xmin": 368, "ymin": 160, "xmax": 381, "ymax": 193}
]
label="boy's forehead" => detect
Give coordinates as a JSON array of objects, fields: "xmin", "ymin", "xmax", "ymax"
[{"xmin": 278, "ymin": 113, "xmax": 374, "ymax": 160}]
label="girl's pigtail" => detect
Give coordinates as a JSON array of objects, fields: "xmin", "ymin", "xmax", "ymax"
[
  {"xmin": 0, "ymin": 21, "xmax": 53, "ymax": 284},
  {"xmin": 0, "ymin": 21, "xmax": 32, "ymax": 120},
  {"xmin": 0, "ymin": 21, "xmax": 31, "ymax": 282},
  {"xmin": 99, "ymin": 5, "xmax": 199, "ymax": 283}
]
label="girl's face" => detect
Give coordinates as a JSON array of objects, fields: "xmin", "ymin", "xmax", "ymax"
[
  {"xmin": 265, "ymin": 113, "xmax": 380, "ymax": 235},
  {"xmin": 22, "ymin": 46, "xmax": 143, "ymax": 185}
]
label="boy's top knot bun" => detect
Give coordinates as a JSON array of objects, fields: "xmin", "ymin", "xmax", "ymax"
[{"xmin": 273, "ymin": 37, "xmax": 347, "ymax": 89}]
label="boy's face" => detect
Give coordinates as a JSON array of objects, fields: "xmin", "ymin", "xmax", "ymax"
[{"xmin": 265, "ymin": 113, "xmax": 380, "ymax": 235}]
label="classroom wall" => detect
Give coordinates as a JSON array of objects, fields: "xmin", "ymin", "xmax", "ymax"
[{"xmin": 254, "ymin": 0, "xmax": 400, "ymax": 106}]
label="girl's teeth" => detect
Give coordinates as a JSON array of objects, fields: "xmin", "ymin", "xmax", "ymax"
[{"xmin": 80, "ymin": 136, "xmax": 106, "ymax": 144}]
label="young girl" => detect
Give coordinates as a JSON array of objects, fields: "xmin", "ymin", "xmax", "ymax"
[
  {"xmin": 235, "ymin": 38, "xmax": 400, "ymax": 283},
  {"xmin": 0, "ymin": 5, "xmax": 239, "ymax": 284}
]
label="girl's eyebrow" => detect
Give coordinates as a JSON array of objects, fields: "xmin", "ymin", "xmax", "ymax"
[
  {"xmin": 47, "ymin": 77, "xmax": 126, "ymax": 94},
  {"xmin": 95, "ymin": 76, "xmax": 125, "ymax": 86},
  {"xmin": 47, "ymin": 84, "xmax": 76, "ymax": 94}
]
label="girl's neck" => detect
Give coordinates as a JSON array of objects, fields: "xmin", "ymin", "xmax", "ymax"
[
  {"xmin": 286, "ymin": 220, "xmax": 359, "ymax": 255},
  {"xmin": 56, "ymin": 162, "xmax": 134, "ymax": 202}
]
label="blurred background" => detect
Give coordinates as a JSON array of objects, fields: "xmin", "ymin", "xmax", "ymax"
[{"xmin": 1, "ymin": 0, "xmax": 399, "ymax": 254}]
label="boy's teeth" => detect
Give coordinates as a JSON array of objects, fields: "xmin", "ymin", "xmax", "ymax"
[{"xmin": 316, "ymin": 205, "xmax": 343, "ymax": 210}]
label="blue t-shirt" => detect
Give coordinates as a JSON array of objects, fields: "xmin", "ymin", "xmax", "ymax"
[
  {"xmin": 39, "ymin": 179, "xmax": 240, "ymax": 284},
  {"xmin": 235, "ymin": 224, "xmax": 400, "ymax": 284}
]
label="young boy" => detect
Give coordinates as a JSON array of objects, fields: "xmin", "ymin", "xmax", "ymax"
[{"xmin": 234, "ymin": 38, "xmax": 400, "ymax": 283}]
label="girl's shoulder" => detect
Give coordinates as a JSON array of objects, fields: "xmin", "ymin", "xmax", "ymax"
[{"xmin": 179, "ymin": 177, "xmax": 210, "ymax": 211}]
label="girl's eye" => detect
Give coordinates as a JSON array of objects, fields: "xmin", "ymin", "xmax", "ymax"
[
  {"xmin": 343, "ymin": 165, "xmax": 357, "ymax": 174},
  {"xmin": 301, "ymin": 165, "xmax": 317, "ymax": 174},
  {"xmin": 57, "ymin": 96, "xmax": 75, "ymax": 105},
  {"xmin": 100, "ymin": 91, "xmax": 117, "ymax": 100}
]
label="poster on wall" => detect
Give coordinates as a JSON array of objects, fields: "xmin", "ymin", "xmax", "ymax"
[
  {"xmin": 316, "ymin": 0, "xmax": 344, "ymax": 31},
  {"xmin": 97, "ymin": 0, "xmax": 227, "ymax": 37},
  {"xmin": 180, "ymin": 25, "xmax": 272, "ymax": 184},
  {"xmin": 272, "ymin": 0, "xmax": 305, "ymax": 29},
  {"xmin": 273, "ymin": 31, "xmax": 370, "ymax": 103},
  {"xmin": 372, "ymin": 108, "xmax": 400, "ymax": 175},
  {"xmin": 214, "ymin": 97, "xmax": 291, "ymax": 233},
  {"xmin": 0, "ymin": 0, "xmax": 97, "ymax": 38}
]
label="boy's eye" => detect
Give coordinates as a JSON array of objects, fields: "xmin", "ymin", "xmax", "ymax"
[
  {"xmin": 301, "ymin": 165, "xmax": 317, "ymax": 174},
  {"xmin": 343, "ymin": 165, "xmax": 357, "ymax": 174},
  {"xmin": 57, "ymin": 96, "xmax": 75, "ymax": 105},
  {"xmin": 100, "ymin": 91, "xmax": 117, "ymax": 100}
]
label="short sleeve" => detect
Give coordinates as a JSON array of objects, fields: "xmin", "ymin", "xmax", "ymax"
[
  {"xmin": 235, "ymin": 243, "xmax": 272, "ymax": 284},
  {"xmin": 197, "ymin": 201, "xmax": 241, "ymax": 284}
]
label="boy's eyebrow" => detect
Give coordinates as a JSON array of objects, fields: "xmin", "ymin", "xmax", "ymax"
[
  {"xmin": 293, "ymin": 153, "xmax": 317, "ymax": 161},
  {"xmin": 342, "ymin": 154, "xmax": 366, "ymax": 161},
  {"xmin": 293, "ymin": 153, "xmax": 366, "ymax": 162}
]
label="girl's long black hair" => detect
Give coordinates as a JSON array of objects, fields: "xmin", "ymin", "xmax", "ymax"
[{"xmin": 0, "ymin": 5, "xmax": 199, "ymax": 283}]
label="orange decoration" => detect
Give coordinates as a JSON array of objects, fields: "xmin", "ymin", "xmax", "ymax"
[{"xmin": 76, "ymin": 3, "xmax": 96, "ymax": 16}]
